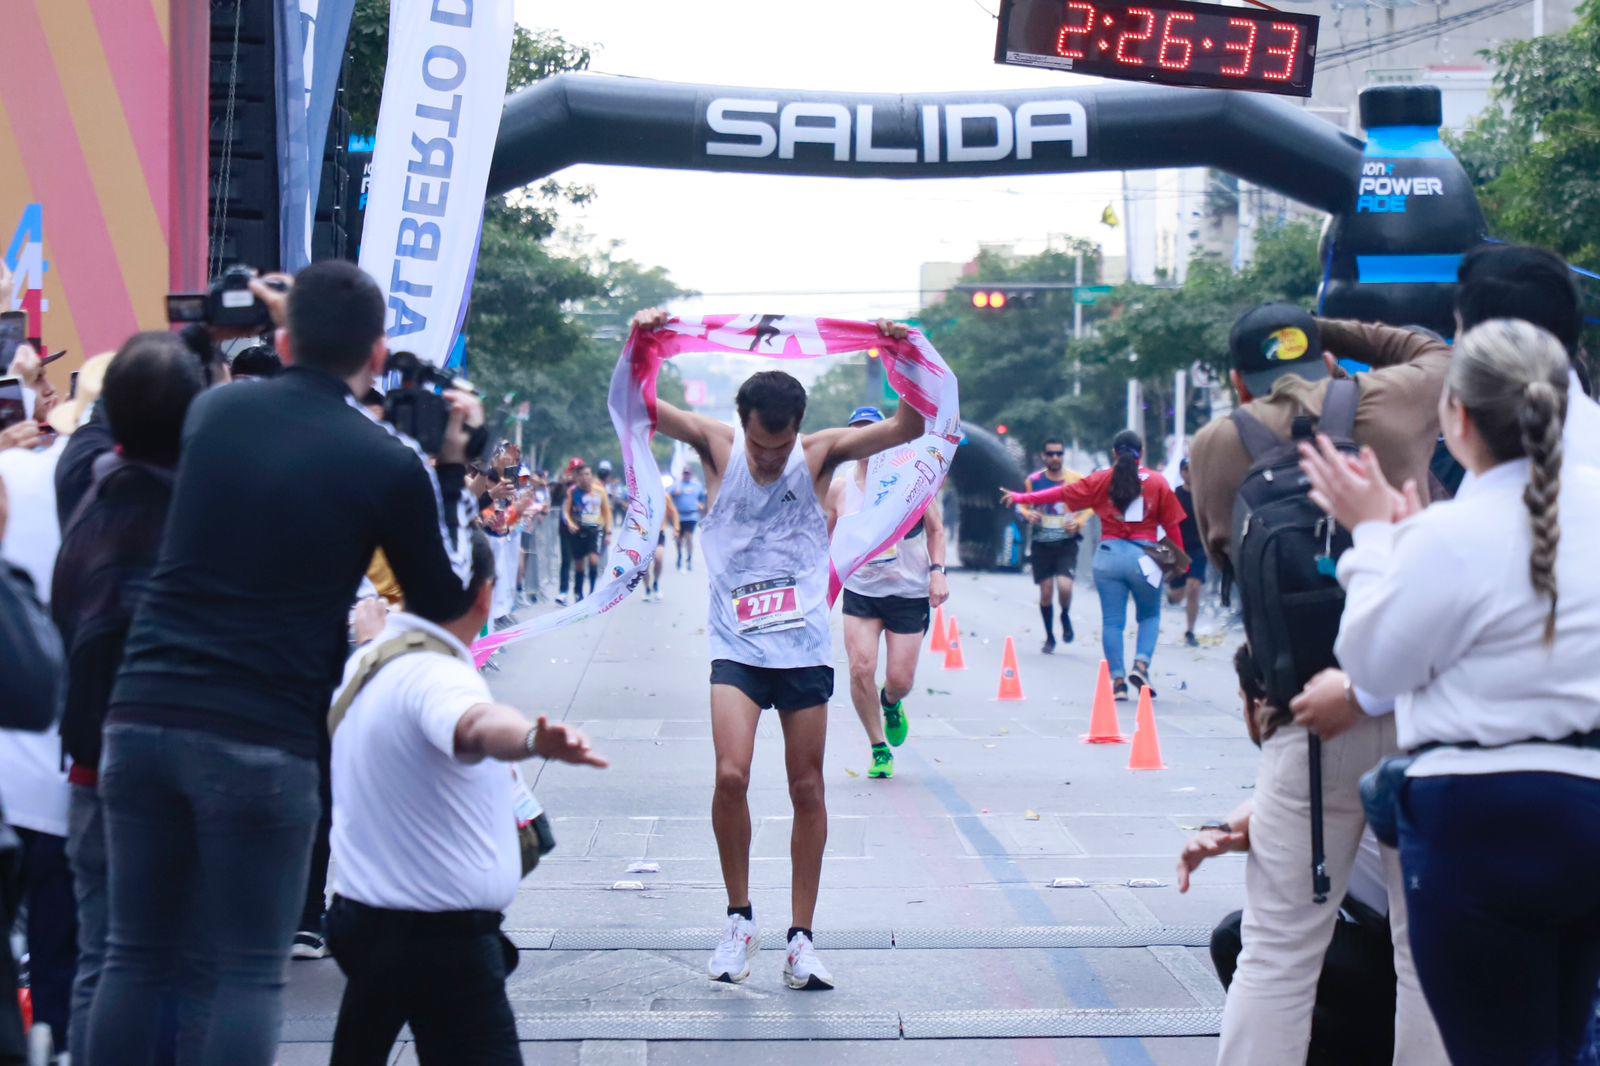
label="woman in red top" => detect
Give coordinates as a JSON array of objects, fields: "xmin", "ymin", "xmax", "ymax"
[{"xmin": 1002, "ymin": 430, "xmax": 1187, "ymax": 700}]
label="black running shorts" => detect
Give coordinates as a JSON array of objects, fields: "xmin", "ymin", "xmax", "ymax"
[
  {"xmin": 679, "ymin": 519, "xmax": 698, "ymax": 535},
  {"xmin": 1030, "ymin": 537, "xmax": 1080, "ymax": 583},
  {"xmin": 841, "ymin": 589, "xmax": 931, "ymax": 635},
  {"xmin": 710, "ymin": 659, "xmax": 834, "ymax": 712},
  {"xmin": 572, "ymin": 528, "xmax": 600, "ymax": 556}
]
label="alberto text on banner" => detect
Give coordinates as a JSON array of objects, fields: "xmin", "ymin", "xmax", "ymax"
[
  {"xmin": 470, "ymin": 315, "xmax": 962, "ymax": 667},
  {"xmin": 357, "ymin": 0, "xmax": 514, "ymax": 366}
]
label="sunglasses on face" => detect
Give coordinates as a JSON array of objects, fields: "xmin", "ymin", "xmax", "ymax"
[{"xmin": 1043, "ymin": 450, "xmax": 1064, "ymax": 458}]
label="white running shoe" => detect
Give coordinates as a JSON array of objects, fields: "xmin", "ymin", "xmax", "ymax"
[
  {"xmin": 783, "ymin": 931, "xmax": 834, "ymax": 990},
  {"xmin": 708, "ymin": 914, "xmax": 760, "ymax": 983}
]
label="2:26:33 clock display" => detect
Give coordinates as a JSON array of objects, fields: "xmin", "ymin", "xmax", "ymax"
[{"xmin": 995, "ymin": 0, "xmax": 1319, "ymax": 97}]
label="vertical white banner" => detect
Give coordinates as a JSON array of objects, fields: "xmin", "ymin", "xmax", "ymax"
[{"xmin": 358, "ymin": 0, "xmax": 515, "ymax": 366}]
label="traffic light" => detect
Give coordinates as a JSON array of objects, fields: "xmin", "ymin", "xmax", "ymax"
[{"xmin": 959, "ymin": 285, "xmax": 1038, "ymax": 312}]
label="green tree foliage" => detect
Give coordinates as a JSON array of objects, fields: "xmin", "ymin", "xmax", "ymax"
[
  {"xmin": 917, "ymin": 224, "xmax": 1321, "ymax": 464},
  {"xmin": 1449, "ymin": 0, "xmax": 1600, "ymax": 269},
  {"xmin": 342, "ymin": 2, "xmax": 689, "ymax": 470}
]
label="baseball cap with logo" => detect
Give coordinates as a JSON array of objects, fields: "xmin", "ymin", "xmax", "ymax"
[
  {"xmin": 1229, "ymin": 303, "xmax": 1325, "ymax": 396},
  {"xmin": 848, "ymin": 406, "xmax": 884, "ymax": 426}
]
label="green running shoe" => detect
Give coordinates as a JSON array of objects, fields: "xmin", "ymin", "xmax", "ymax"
[
  {"xmin": 880, "ymin": 688, "xmax": 910, "ymax": 747},
  {"xmin": 868, "ymin": 745, "xmax": 895, "ymax": 779}
]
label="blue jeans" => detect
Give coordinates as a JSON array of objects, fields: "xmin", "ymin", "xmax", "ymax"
[
  {"xmin": 1400, "ymin": 772, "xmax": 1600, "ymax": 1066},
  {"xmin": 65, "ymin": 785, "xmax": 105, "ymax": 1060},
  {"xmin": 87, "ymin": 723, "xmax": 319, "ymax": 1066},
  {"xmin": 1091, "ymin": 539, "xmax": 1163, "ymax": 678}
]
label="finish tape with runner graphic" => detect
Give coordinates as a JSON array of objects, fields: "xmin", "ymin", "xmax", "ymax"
[{"xmin": 470, "ymin": 315, "xmax": 962, "ymax": 667}]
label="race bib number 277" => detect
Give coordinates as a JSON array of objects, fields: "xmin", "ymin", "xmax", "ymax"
[{"xmin": 732, "ymin": 577, "xmax": 805, "ymax": 635}]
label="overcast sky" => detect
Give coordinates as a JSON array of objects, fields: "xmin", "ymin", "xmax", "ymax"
[{"xmin": 513, "ymin": 0, "xmax": 1132, "ymax": 322}]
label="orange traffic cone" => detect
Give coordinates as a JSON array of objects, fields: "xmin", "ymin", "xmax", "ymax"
[
  {"xmin": 1082, "ymin": 660, "xmax": 1128, "ymax": 744},
  {"xmin": 930, "ymin": 604, "xmax": 949, "ymax": 653},
  {"xmin": 997, "ymin": 637, "xmax": 1025, "ymax": 701},
  {"xmin": 1127, "ymin": 686, "xmax": 1166, "ymax": 771},
  {"xmin": 942, "ymin": 616, "xmax": 966, "ymax": 670}
]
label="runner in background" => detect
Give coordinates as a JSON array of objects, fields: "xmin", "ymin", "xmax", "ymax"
[
  {"xmin": 825, "ymin": 407, "xmax": 950, "ymax": 780},
  {"xmin": 552, "ymin": 458, "xmax": 582, "ymax": 606},
  {"xmin": 1016, "ymin": 437, "xmax": 1091, "ymax": 652},
  {"xmin": 631, "ymin": 309, "xmax": 923, "ymax": 992},
  {"xmin": 561, "ymin": 465, "xmax": 610, "ymax": 602},
  {"xmin": 1167, "ymin": 458, "xmax": 1207, "ymax": 646},
  {"xmin": 672, "ymin": 467, "xmax": 707, "ymax": 571},
  {"xmin": 644, "ymin": 486, "xmax": 680, "ymax": 603}
]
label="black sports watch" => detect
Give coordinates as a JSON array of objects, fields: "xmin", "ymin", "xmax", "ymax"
[{"xmin": 930, "ymin": 564, "xmax": 947, "ymax": 574}]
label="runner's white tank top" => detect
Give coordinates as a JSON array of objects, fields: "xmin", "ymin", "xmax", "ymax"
[
  {"xmin": 838, "ymin": 460, "xmax": 931, "ymax": 600},
  {"xmin": 700, "ymin": 427, "xmax": 832, "ymax": 668}
]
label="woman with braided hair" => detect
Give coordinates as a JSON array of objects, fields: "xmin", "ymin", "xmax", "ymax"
[{"xmin": 1300, "ymin": 318, "xmax": 1600, "ymax": 1065}]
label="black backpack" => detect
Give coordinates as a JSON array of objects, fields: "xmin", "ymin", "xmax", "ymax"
[{"xmin": 1230, "ymin": 377, "xmax": 1361, "ymax": 711}]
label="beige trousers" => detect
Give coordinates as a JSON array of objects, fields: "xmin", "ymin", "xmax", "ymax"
[{"xmin": 1216, "ymin": 716, "xmax": 1447, "ymax": 1065}]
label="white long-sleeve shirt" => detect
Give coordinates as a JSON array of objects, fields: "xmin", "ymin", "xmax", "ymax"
[{"xmin": 1334, "ymin": 458, "xmax": 1600, "ymax": 779}]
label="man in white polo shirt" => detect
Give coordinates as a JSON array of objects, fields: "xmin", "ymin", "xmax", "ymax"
[{"xmin": 326, "ymin": 531, "xmax": 607, "ymax": 1065}]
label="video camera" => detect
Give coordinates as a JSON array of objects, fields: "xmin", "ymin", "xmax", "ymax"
[
  {"xmin": 381, "ymin": 350, "xmax": 493, "ymax": 463},
  {"xmin": 166, "ymin": 265, "xmax": 286, "ymax": 332}
]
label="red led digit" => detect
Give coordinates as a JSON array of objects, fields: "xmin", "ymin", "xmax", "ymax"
[
  {"xmin": 1056, "ymin": 0, "xmax": 1097, "ymax": 60},
  {"xmin": 1262, "ymin": 22, "xmax": 1302, "ymax": 81},
  {"xmin": 1220, "ymin": 17, "xmax": 1257, "ymax": 76},
  {"xmin": 1156, "ymin": 12, "xmax": 1195, "ymax": 70},
  {"xmin": 1114, "ymin": 7, "xmax": 1156, "ymax": 65}
]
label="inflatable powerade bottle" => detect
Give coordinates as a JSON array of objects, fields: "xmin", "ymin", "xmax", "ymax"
[{"xmin": 1318, "ymin": 85, "xmax": 1486, "ymax": 338}]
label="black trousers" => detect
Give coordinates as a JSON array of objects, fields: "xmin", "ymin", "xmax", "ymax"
[
  {"xmin": 558, "ymin": 526, "xmax": 579, "ymax": 594},
  {"xmin": 326, "ymin": 896, "xmax": 520, "ymax": 1066}
]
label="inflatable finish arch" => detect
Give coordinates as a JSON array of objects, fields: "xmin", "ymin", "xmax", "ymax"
[
  {"xmin": 485, "ymin": 75, "xmax": 1487, "ymax": 563},
  {"xmin": 489, "ymin": 75, "xmax": 1486, "ymax": 336}
]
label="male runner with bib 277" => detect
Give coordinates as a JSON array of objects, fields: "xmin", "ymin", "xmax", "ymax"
[
  {"xmin": 825, "ymin": 407, "xmax": 950, "ymax": 781},
  {"xmin": 1017, "ymin": 437, "xmax": 1092, "ymax": 651},
  {"xmin": 631, "ymin": 309, "xmax": 925, "ymax": 992}
]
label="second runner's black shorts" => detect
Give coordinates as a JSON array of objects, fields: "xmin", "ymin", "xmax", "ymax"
[
  {"xmin": 1030, "ymin": 537, "xmax": 1081, "ymax": 583},
  {"xmin": 572, "ymin": 527, "xmax": 600, "ymax": 556},
  {"xmin": 710, "ymin": 659, "xmax": 834, "ymax": 712},
  {"xmin": 841, "ymin": 589, "xmax": 931, "ymax": 635}
]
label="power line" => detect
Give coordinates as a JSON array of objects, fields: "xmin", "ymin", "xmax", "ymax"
[{"xmin": 1317, "ymin": 0, "xmax": 1529, "ymax": 68}]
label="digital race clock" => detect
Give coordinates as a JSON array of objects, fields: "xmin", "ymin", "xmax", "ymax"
[{"xmin": 995, "ymin": 0, "xmax": 1319, "ymax": 98}]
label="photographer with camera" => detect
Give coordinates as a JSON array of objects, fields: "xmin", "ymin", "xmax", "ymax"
[
  {"xmin": 86, "ymin": 260, "xmax": 484, "ymax": 1066},
  {"xmin": 324, "ymin": 529, "xmax": 607, "ymax": 1065}
]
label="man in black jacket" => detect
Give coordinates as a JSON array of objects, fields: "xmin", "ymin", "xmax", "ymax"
[
  {"xmin": 50, "ymin": 331, "xmax": 204, "ymax": 1058},
  {"xmin": 85, "ymin": 261, "xmax": 482, "ymax": 1066}
]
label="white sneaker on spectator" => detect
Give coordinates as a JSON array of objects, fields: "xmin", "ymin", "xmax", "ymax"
[
  {"xmin": 291, "ymin": 931, "xmax": 328, "ymax": 960},
  {"xmin": 783, "ymin": 931, "xmax": 833, "ymax": 990},
  {"xmin": 707, "ymin": 913, "xmax": 759, "ymax": 983}
]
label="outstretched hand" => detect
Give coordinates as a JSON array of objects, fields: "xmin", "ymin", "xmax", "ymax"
[
  {"xmin": 1177, "ymin": 825, "xmax": 1250, "ymax": 893},
  {"xmin": 632, "ymin": 308, "xmax": 671, "ymax": 332},
  {"xmin": 875, "ymin": 318, "xmax": 910, "ymax": 341},
  {"xmin": 532, "ymin": 715, "xmax": 609, "ymax": 768}
]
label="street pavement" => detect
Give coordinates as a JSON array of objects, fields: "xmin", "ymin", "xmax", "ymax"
[{"xmin": 281, "ymin": 561, "xmax": 1255, "ymax": 1065}]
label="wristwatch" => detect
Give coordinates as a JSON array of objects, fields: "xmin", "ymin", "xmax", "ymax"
[
  {"xmin": 1199, "ymin": 820, "xmax": 1232, "ymax": 833},
  {"xmin": 930, "ymin": 564, "xmax": 947, "ymax": 574},
  {"xmin": 523, "ymin": 726, "xmax": 540, "ymax": 757}
]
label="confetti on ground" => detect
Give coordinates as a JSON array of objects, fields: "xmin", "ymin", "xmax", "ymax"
[
  {"xmin": 1024, "ymin": 810, "xmax": 1040, "ymax": 821},
  {"xmin": 627, "ymin": 862, "xmax": 660, "ymax": 874}
]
